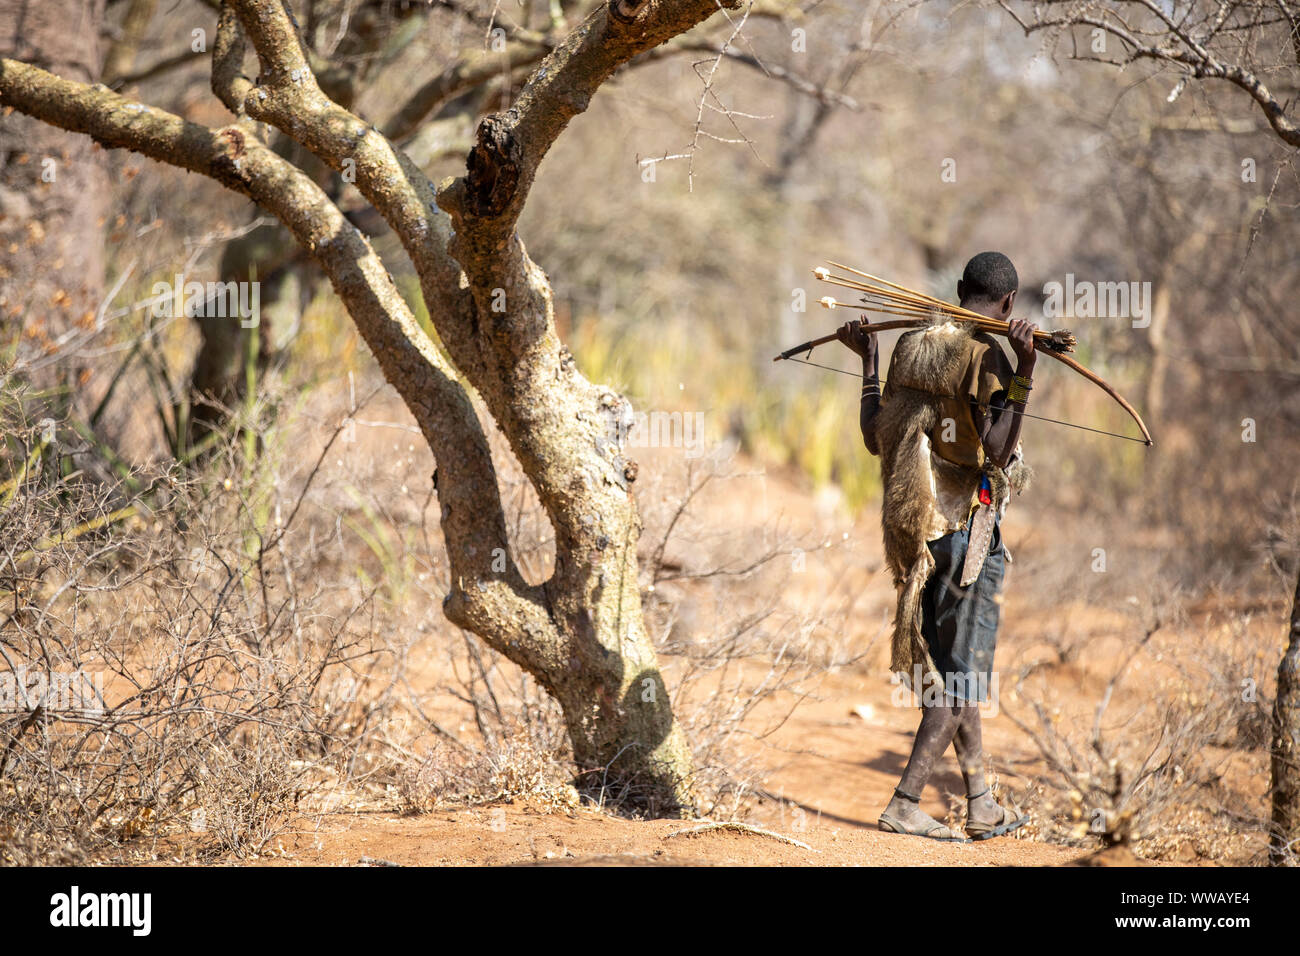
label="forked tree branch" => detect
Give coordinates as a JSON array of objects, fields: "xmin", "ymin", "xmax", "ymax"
[
  {"xmin": 0, "ymin": 54, "xmax": 560, "ymax": 676},
  {"xmin": 437, "ymin": 0, "xmax": 741, "ymax": 244},
  {"xmin": 224, "ymin": 1, "xmax": 487, "ymax": 376}
]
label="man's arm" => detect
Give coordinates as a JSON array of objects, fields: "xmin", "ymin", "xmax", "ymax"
[
  {"xmin": 976, "ymin": 318, "xmax": 1037, "ymax": 468},
  {"xmin": 837, "ymin": 320, "xmax": 882, "ymax": 456}
]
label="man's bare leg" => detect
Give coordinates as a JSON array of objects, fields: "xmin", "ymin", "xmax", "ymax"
[
  {"xmin": 880, "ymin": 696, "xmax": 963, "ymax": 834},
  {"xmin": 952, "ymin": 702, "xmax": 1004, "ymax": 828}
]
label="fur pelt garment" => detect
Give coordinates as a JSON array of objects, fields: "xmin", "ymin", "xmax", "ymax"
[{"xmin": 875, "ymin": 321, "xmax": 1031, "ymax": 685}]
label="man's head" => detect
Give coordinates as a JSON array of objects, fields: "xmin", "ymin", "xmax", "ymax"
[{"xmin": 957, "ymin": 251, "xmax": 1018, "ymax": 319}]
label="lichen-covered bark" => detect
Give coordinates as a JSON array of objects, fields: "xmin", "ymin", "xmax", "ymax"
[
  {"xmin": 431, "ymin": 0, "xmax": 742, "ymax": 809},
  {"xmin": 188, "ymin": 0, "xmax": 417, "ymax": 446},
  {"xmin": 224, "ymin": 0, "xmax": 728, "ymax": 810},
  {"xmin": 1271, "ymin": 566, "xmax": 1300, "ymax": 865}
]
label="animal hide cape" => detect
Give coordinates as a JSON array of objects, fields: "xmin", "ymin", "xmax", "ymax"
[{"xmin": 875, "ymin": 321, "xmax": 1031, "ymax": 686}]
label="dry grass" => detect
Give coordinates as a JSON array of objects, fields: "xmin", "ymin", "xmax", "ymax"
[
  {"xmin": 0, "ymin": 368, "xmax": 856, "ymax": 859},
  {"xmin": 0, "ymin": 387, "xmax": 399, "ymax": 862},
  {"xmin": 997, "ymin": 546, "xmax": 1285, "ymax": 864}
]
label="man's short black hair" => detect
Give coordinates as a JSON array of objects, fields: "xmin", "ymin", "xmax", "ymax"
[{"xmin": 960, "ymin": 251, "xmax": 1019, "ymax": 304}]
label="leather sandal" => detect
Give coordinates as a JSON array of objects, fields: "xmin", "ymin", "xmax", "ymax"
[
  {"xmin": 879, "ymin": 811, "xmax": 970, "ymax": 842},
  {"xmin": 964, "ymin": 791, "xmax": 1028, "ymax": 840}
]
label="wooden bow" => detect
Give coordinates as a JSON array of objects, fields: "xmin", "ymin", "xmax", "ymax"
[{"xmin": 1030, "ymin": 346, "xmax": 1153, "ymax": 447}]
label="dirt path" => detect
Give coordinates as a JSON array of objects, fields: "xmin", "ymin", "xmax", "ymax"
[
  {"xmin": 272, "ymin": 800, "xmax": 1089, "ymax": 866},
  {"xmin": 269, "ymin": 668, "xmax": 1092, "ymax": 867},
  {"xmin": 230, "ymin": 417, "xmax": 1262, "ymax": 867}
]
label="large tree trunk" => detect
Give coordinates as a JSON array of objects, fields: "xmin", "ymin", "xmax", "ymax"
[
  {"xmin": 1271, "ymin": 563, "xmax": 1300, "ymax": 865},
  {"xmin": 0, "ymin": 0, "xmax": 108, "ymax": 366},
  {"xmin": 436, "ymin": 231, "xmax": 695, "ymax": 811},
  {"xmin": 227, "ymin": 0, "xmax": 718, "ymax": 812}
]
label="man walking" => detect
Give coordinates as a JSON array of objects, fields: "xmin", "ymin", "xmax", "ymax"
[{"xmin": 838, "ymin": 252, "xmax": 1034, "ymax": 841}]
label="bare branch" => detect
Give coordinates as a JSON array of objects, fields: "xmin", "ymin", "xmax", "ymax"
[
  {"xmin": 999, "ymin": 0, "xmax": 1300, "ymax": 147},
  {"xmin": 655, "ymin": 39, "xmax": 862, "ymax": 109},
  {"xmin": 436, "ymin": 0, "xmax": 736, "ymax": 239},
  {"xmin": 382, "ymin": 42, "xmax": 550, "ymax": 142},
  {"xmin": 0, "ymin": 54, "xmax": 556, "ymax": 673}
]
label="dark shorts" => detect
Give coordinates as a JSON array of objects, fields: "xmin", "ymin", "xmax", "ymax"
[{"xmin": 921, "ymin": 521, "xmax": 1005, "ymax": 703}]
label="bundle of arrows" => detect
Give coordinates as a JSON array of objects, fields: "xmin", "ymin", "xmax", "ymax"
[
  {"xmin": 774, "ymin": 261, "xmax": 1076, "ymax": 361},
  {"xmin": 772, "ymin": 261, "xmax": 1154, "ymax": 446}
]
